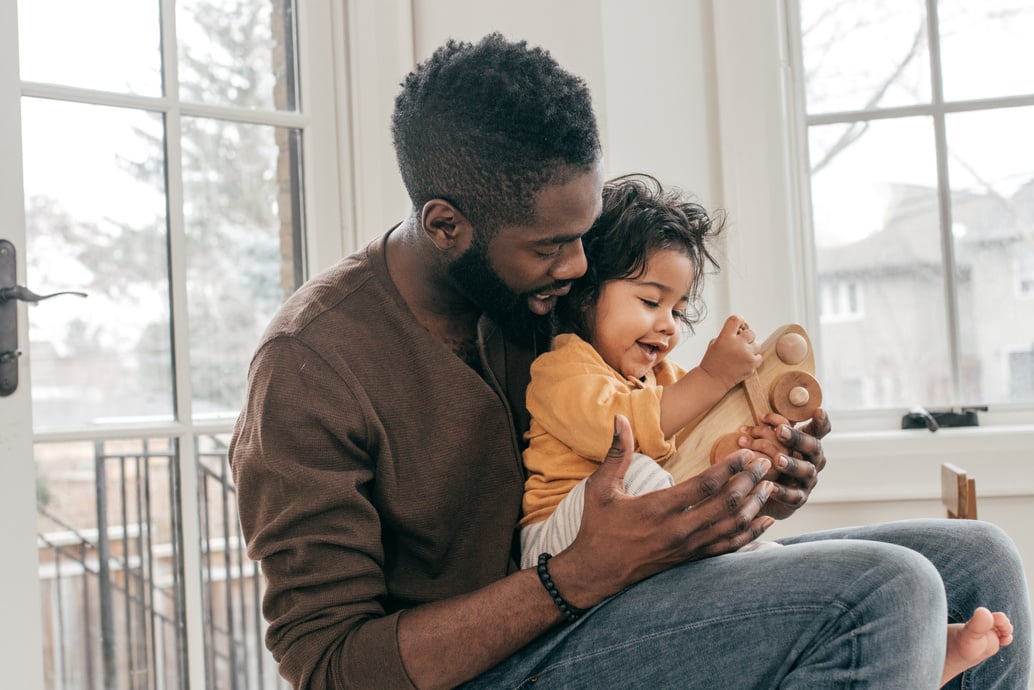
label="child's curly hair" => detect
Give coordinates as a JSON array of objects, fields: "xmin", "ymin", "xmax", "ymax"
[{"xmin": 558, "ymin": 173, "xmax": 725, "ymax": 339}]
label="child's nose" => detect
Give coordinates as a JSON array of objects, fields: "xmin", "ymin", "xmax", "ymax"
[{"xmin": 657, "ymin": 310, "xmax": 677, "ymax": 334}]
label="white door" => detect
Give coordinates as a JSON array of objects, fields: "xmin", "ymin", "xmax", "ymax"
[
  {"xmin": 1, "ymin": 2, "xmax": 346, "ymax": 688},
  {"xmin": 0, "ymin": 4, "xmax": 47, "ymax": 687}
]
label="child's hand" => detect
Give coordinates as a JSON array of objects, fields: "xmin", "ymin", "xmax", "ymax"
[{"xmin": 699, "ymin": 315, "xmax": 762, "ymax": 390}]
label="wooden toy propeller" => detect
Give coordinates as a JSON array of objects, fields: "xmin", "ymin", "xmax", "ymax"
[{"xmin": 667, "ymin": 323, "xmax": 822, "ymax": 483}]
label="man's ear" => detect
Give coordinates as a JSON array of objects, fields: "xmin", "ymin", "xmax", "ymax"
[{"xmin": 421, "ymin": 199, "xmax": 473, "ymax": 253}]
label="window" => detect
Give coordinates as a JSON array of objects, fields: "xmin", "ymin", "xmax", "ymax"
[
  {"xmin": 1015, "ymin": 246, "xmax": 1034, "ymax": 299},
  {"xmin": 819, "ymin": 279, "xmax": 863, "ymax": 321},
  {"xmin": 14, "ymin": 1, "xmax": 342, "ymax": 687},
  {"xmin": 1008, "ymin": 347, "xmax": 1034, "ymax": 401},
  {"xmin": 793, "ymin": 0, "xmax": 1034, "ymax": 411},
  {"xmin": 20, "ymin": 0, "xmax": 304, "ymax": 430}
]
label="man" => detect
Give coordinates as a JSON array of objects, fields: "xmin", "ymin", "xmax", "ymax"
[{"xmin": 230, "ymin": 34, "xmax": 1030, "ymax": 689}]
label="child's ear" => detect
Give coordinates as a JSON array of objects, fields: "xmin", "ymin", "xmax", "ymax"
[
  {"xmin": 581, "ymin": 283, "xmax": 602, "ymax": 312},
  {"xmin": 579, "ymin": 297, "xmax": 597, "ymax": 333}
]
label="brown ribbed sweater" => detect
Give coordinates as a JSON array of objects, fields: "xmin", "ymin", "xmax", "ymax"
[{"xmin": 229, "ymin": 233, "xmax": 536, "ymax": 689}]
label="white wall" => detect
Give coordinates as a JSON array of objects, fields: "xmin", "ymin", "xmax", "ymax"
[
  {"xmin": 344, "ymin": 1, "xmax": 725, "ymax": 294},
  {"xmin": 342, "ymin": 0, "xmax": 1034, "ymax": 614}
]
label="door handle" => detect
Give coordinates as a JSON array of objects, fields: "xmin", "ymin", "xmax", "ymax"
[
  {"xmin": 0, "ymin": 239, "xmax": 88, "ymax": 397},
  {"xmin": 0, "ymin": 285, "xmax": 88, "ymax": 303}
]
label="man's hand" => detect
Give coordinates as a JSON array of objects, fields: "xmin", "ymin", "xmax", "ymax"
[
  {"xmin": 547, "ymin": 415, "xmax": 775, "ymax": 610},
  {"xmin": 737, "ymin": 408, "xmax": 831, "ymax": 520}
]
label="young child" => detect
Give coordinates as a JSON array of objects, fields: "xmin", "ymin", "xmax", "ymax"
[
  {"xmin": 519, "ymin": 173, "xmax": 761, "ymax": 568},
  {"xmin": 518, "ymin": 174, "xmax": 1015, "ymax": 687}
]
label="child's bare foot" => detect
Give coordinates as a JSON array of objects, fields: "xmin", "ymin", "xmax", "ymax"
[{"xmin": 940, "ymin": 607, "xmax": 1014, "ymax": 687}]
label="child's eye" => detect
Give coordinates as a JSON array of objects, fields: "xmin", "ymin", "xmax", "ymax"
[
  {"xmin": 640, "ymin": 298, "xmax": 659, "ymax": 308},
  {"xmin": 673, "ymin": 310, "xmax": 692, "ymax": 325}
]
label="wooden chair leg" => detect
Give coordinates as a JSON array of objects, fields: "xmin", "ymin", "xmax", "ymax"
[{"xmin": 941, "ymin": 462, "xmax": 978, "ymax": 520}]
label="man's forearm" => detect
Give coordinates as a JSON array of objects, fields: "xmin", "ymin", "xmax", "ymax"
[{"xmin": 398, "ymin": 567, "xmax": 568, "ymax": 689}]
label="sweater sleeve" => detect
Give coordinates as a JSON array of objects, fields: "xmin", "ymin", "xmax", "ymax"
[
  {"xmin": 526, "ymin": 337, "xmax": 677, "ymax": 463},
  {"xmin": 229, "ymin": 336, "xmax": 415, "ymax": 690}
]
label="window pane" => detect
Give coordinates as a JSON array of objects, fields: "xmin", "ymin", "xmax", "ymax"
[
  {"xmin": 947, "ymin": 106, "xmax": 1034, "ymax": 403},
  {"xmin": 182, "ymin": 118, "xmax": 303, "ymax": 419},
  {"xmin": 17, "ymin": 0, "xmax": 161, "ymax": 95},
  {"xmin": 939, "ymin": 0, "xmax": 1034, "ymax": 102},
  {"xmin": 809, "ymin": 117, "xmax": 953, "ymax": 408},
  {"xmin": 177, "ymin": 0, "xmax": 299, "ymax": 111},
  {"xmin": 22, "ymin": 99, "xmax": 173, "ymax": 431},
  {"xmin": 36, "ymin": 438, "xmax": 186, "ymax": 690},
  {"xmin": 800, "ymin": 0, "xmax": 930, "ymax": 114}
]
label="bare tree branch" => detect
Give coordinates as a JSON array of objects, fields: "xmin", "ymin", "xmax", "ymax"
[{"xmin": 811, "ymin": 14, "xmax": 926, "ymax": 175}]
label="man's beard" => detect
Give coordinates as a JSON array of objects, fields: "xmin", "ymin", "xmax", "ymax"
[{"xmin": 447, "ymin": 241, "xmax": 557, "ymax": 350}]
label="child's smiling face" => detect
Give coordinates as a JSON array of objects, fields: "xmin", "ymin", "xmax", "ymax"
[{"xmin": 588, "ymin": 248, "xmax": 695, "ymax": 380}]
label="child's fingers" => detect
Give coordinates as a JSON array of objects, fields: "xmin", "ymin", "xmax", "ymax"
[{"xmin": 720, "ymin": 314, "xmax": 747, "ymax": 338}]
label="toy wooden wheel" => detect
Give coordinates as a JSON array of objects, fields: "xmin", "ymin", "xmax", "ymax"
[
  {"xmin": 710, "ymin": 432, "xmax": 742, "ymax": 465},
  {"xmin": 769, "ymin": 371, "xmax": 822, "ymax": 422},
  {"xmin": 775, "ymin": 331, "xmax": 809, "ymax": 365}
]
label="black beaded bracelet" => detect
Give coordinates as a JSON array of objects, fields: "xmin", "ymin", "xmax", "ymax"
[{"xmin": 536, "ymin": 553, "xmax": 589, "ymax": 623}]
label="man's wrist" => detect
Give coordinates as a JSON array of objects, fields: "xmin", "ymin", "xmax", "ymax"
[
  {"xmin": 539, "ymin": 550, "xmax": 606, "ymax": 613},
  {"xmin": 535, "ymin": 553, "xmax": 589, "ymax": 622}
]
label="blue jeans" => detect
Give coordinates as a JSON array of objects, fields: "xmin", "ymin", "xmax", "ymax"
[{"xmin": 464, "ymin": 519, "xmax": 1031, "ymax": 689}]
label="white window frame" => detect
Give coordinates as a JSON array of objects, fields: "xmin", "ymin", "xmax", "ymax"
[{"xmin": 710, "ymin": 0, "xmax": 1034, "ymax": 432}]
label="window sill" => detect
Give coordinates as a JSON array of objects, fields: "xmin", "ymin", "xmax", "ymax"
[
  {"xmin": 824, "ymin": 404, "xmax": 1034, "ymax": 434},
  {"xmin": 812, "ymin": 422, "xmax": 1034, "ymax": 505}
]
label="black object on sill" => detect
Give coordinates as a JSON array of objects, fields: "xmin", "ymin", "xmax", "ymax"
[{"xmin": 901, "ymin": 406, "xmax": 987, "ymax": 432}]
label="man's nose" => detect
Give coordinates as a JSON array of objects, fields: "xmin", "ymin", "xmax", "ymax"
[{"xmin": 550, "ymin": 239, "xmax": 587, "ymax": 282}]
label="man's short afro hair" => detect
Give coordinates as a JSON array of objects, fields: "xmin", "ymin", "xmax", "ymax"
[{"xmin": 391, "ymin": 33, "xmax": 601, "ymax": 235}]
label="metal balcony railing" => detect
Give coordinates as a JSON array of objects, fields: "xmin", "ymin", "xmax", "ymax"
[
  {"xmin": 36, "ymin": 435, "xmax": 286, "ymax": 690},
  {"xmin": 196, "ymin": 436, "xmax": 286, "ymax": 690}
]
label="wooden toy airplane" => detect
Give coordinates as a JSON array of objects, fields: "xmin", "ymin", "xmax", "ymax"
[{"xmin": 667, "ymin": 323, "xmax": 822, "ymax": 482}]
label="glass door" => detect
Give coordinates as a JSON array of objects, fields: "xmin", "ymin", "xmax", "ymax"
[{"xmin": 2, "ymin": 1, "xmax": 344, "ymax": 687}]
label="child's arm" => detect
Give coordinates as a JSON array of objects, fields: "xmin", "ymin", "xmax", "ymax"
[{"xmin": 659, "ymin": 315, "xmax": 762, "ymax": 437}]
